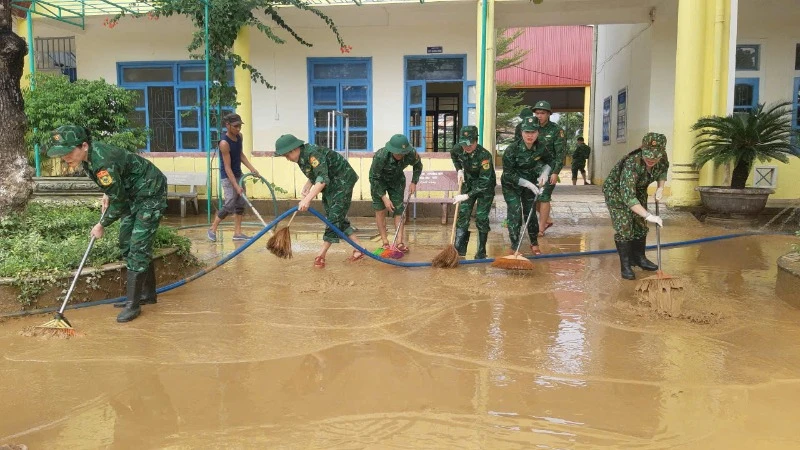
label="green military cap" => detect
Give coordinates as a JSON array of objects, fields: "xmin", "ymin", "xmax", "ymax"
[
  {"xmin": 519, "ymin": 107, "xmax": 533, "ymax": 118},
  {"xmin": 274, "ymin": 134, "xmax": 305, "ymax": 156},
  {"xmin": 47, "ymin": 125, "xmax": 88, "ymax": 157},
  {"xmin": 385, "ymin": 134, "xmax": 413, "ymax": 154},
  {"xmin": 457, "ymin": 126, "xmax": 479, "ymax": 146},
  {"xmin": 521, "ymin": 116, "xmax": 539, "ymax": 132},
  {"xmin": 641, "ymin": 132, "xmax": 667, "ymax": 159},
  {"xmin": 532, "ymin": 100, "xmax": 552, "ymax": 113}
]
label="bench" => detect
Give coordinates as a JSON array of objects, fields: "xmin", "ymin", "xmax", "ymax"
[
  {"xmin": 164, "ymin": 171, "xmax": 207, "ymax": 218},
  {"xmin": 404, "ymin": 170, "xmax": 459, "ymax": 224}
]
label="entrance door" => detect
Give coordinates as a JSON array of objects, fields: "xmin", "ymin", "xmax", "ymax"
[{"xmin": 406, "ymin": 81, "xmax": 426, "ymax": 153}]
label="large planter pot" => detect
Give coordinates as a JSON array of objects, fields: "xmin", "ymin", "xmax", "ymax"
[
  {"xmin": 32, "ymin": 176, "xmax": 100, "ymax": 198},
  {"xmin": 777, "ymin": 252, "xmax": 800, "ymax": 309},
  {"xmin": 695, "ymin": 186, "xmax": 774, "ymax": 226}
]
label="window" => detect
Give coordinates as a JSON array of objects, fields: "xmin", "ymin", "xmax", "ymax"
[
  {"xmin": 465, "ymin": 81, "xmax": 476, "ymax": 126},
  {"xmin": 308, "ymin": 58, "xmax": 372, "ymax": 152},
  {"xmin": 733, "ymin": 78, "xmax": 759, "ymax": 113},
  {"xmin": 35, "ymin": 37, "xmax": 76, "ymax": 82},
  {"xmin": 795, "ymin": 44, "xmax": 800, "ymax": 71},
  {"xmin": 735, "ymin": 45, "xmax": 760, "ymax": 71},
  {"xmin": 118, "ymin": 62, "xmax": 234, "ymax": 152},
  {"xmin": 406, "ymin": 57, "xmax": 464, "ymax": 81}
]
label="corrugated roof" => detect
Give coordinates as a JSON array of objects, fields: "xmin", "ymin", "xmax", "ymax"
[{"xmin": 496, "ymin": 26, "xmax": 592, "ymax": 87}]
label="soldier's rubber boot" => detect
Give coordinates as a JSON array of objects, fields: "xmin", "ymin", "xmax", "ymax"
[
  {"xmin": 115, "ymin": 262, "xmax": 156, "ymax": 308},
  {"xmin": 631, "ymin": 237, "xmax": 658, "ymax": 271},
  {"xmin": 615, "ymin": 240, "xmax": 636, "ymax": 280},
  {"xmin": 454, "ymin": 229, "xmax": 470, "ymax": 257},
  {"xmin": 117, "ymin": 270, "xmax": 145, "ymax": 323},
  {"xmin": 474, "ymin": 232, "xmax": 489, "ymax": 259}
]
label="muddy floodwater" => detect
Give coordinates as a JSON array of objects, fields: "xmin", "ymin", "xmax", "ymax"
[{"xmin": 2, "ymin": 215, "xmax": 799, "ymax": 449}]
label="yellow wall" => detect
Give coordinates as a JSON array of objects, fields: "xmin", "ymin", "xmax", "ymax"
[{"xmin": 143, "ymin": 154, "xmax": 459, "ymax": 202}]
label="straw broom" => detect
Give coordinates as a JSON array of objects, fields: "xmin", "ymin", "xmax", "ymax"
[
  {"xmin": 636, "ymin": 202, "xmax": 684, "ymax": 315},
  {"xmin": 491, "ymin": 199, "xmax": 537, "ymax": 271},
  {"xmin": 432, "ymin": 180, "xmax": 464, "ymax": 268},
  {"xmin": 267, "ymin": 211, "xmax": 298, "ymax": 259},
  {"xmin": 381, "ymin": 194, "xmax": 412, "ymax": 259}
]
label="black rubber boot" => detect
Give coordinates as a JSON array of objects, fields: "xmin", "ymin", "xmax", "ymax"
[
  {"xmin": 474, "ymin": 232, "xmax": 488, "ymax": 259},
  {"xmin": 117, "ymin": 270, "xmax": 145, "ymax": 323},
  {"xmin": 454, "ymin": 229, "xmax": 470, "ymax": 257},
  {"xmin": 615, "ymin": 240, "xmax": 636, "ymax": 280},
  {"xmin": 115, "ymin": 262, "xmax": 157, "ymax": 308},
  {"xmin": 632, "ymin": 237, "xmax": 658, "ymax": 271}
]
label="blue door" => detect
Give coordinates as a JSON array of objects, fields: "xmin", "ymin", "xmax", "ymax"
[{"xmin": 405, "ymin": 81, "xmax": 426, "ymax": 153}]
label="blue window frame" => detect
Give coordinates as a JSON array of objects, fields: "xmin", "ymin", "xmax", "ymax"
[
  {"xmin": 117, "ymin": 61, "xmax": 233, "ymax": 152},
  {"xmin": 403, "ymin": 55, "xmax": 472, "ymax": 152},
  {"xmin": 733, "ymin": 77, "xmax": 759, "ymax": 114},
  {"xmin": 307, "ymin": 58, "xmax": 372, "ymax": 151}
]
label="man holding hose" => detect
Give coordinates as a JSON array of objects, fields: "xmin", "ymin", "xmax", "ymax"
[{"xmin": 500, "ymin": 117, "xmax": 553, "ymax": 256}]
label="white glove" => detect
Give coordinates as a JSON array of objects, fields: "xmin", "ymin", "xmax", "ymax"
[
  {"xmin": 655, "ymin": 187, "xmax": 664, "ymax": 203},
  {"xmin": 645, "ymin": 213, "xmax": 663, "ymax": 227},
  {"xmin": 453, "ymin": 193, "xmax": 469, "ymax": 204},
  {"xmin": 457, "ymin": 169, "xmax": 464, "ymax": 184},
  {"xmin": 537, "ymin": 165, "xmax": 552, "ymax": 186},
  {"xmin": 518, "ymin": 178, "xmax": 540, "ymax": 195}
]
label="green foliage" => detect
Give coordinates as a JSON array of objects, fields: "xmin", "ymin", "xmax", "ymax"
[
  {"xmin": 495, "ymin": 28, "xmax": 530, "ymax": 141},
  {"xmin": 113, "ymin": 0, "xmax": 351, "ymax": 108},
  {"xmin": 556, "ymin": 112, "xmax": 584, "ymax": 151},
  {"xmin": 23, "ymin": 73, "xmax": 148, "ymax": 161},
  {"xmin": 691, "ymin": 101, "xmax": 800, "ymax": 189},
  {"xmin": 794, "ymin": 230, "xmax": 800, "ymax": 253},
  {"xmin": 0, "ymin": 203, "xmax": 195, "ymax": 304}
]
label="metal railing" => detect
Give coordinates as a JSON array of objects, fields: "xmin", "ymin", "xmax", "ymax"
[{"xmin": 326, "ymin": 110, "xmax": 350, "ymax": 160}]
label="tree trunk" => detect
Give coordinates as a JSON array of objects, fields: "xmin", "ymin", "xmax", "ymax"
[
  {"xmin": 730, "ymin": 158, "xmax": 751, "ymax": 189},
  {"xmin": 0, "ymin": 0, "xmax": 32, "ymax": 219}
]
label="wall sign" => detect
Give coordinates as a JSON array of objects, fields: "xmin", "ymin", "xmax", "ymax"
[
  {"xmin": 427, "ymin": 46, "xmax": 443, "ymax": 54},
  {"xmin": 602, "ymin": 95, "xmax": 612, "ymax": 146},
  {"xmin": 616, "ymin": 87, "xmax": 627, "ymax": 143}
]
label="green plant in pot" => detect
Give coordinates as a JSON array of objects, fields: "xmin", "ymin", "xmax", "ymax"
[{"xmin": 691, "ymin": 101, "xmax": 800, "ymax": 221}]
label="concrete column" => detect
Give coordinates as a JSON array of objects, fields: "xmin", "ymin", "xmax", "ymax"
[
  {"xmin": 16, "ymin": 15, "xmax": 30, "ymax": 90},
  {"xmin": 233, "ymin": 26, "xmax": 253, "ymax": 157},
  {"xmin": 670, "ymin": 0, "xmax": 734, "ymax": 206},
  {"xmin": 476, "ymin": 0, "xmax": 496, "ymax": 153}
]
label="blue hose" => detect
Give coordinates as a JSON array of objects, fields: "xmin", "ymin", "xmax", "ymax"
[{"xmin": 0, "ymin": 205, "xmax": 782, "ymax": 319}]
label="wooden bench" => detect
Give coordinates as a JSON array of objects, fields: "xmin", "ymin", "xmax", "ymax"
[
  {"xmin": 404, "ymin": 170, "xmax": 459, "ymax": 224},
  {"xmin": 164, "ymin": 171, "xmax": 207, "ymax": 218}
]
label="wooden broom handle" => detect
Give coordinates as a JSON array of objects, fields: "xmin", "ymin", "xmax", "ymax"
[
  {"xmin": 449, "ymin": 179, "xmax": 464, "ymax": 245},
  {"xmin": 286, "ymin": 211, "xmax": 298, "ymax": 227}
]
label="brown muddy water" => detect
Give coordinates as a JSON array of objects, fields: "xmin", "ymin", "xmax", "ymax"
[{"xmin": 1, "ymin": 217, "xmax": 799, "ymax": 449}]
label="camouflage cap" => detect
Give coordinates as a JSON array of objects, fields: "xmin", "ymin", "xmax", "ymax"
[
  {"xmin": 521, "ymin": 116, "xmax": 539, "ymax": 132},
  {"xmin": 457, "ymin": 126, "xmax": 479, "ymax": 146},
  {"xmin": 274, "ymin": 134, "xmax": 305, "ymax": 156},
  {"xmin": 641, "ymin": 132, "xmax": 667, "ymax": 159},
  {"xmin": 532, "ymin": 100, "xmax": 552, "ymax": 113},
  {"xmin": 386, "ymin": 134, "xmax": 413, "ymax": 155},
  {"xmin": 47, "ymin": 125, "xmax": 88, "ymax": 157},
  {"xmin": 519, "ymin": 107, "xmax": 533, "ymax": 118}
]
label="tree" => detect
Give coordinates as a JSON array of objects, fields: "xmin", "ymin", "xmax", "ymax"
[
  {"xmin": 555, "ymin": 112, "xmax": 584, "ymax": 151},
  {"xmin": 495, "ymin": 28, "xmax": 529, "ymax": 142},
  {"xmin": 0, "ymin": 0, "xmax": 33, "ymax": 218}
]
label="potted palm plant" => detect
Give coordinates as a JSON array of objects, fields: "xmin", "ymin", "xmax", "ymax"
[{"xmin": 692, "ymin": 101, "xmax": 800, "ymax": 222}]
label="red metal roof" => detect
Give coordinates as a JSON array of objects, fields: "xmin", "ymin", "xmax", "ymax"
[{"xmin": 496, "ymin": 26, "xmax": 592, "ymax": 87}]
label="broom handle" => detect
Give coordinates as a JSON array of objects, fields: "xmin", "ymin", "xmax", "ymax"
[
  {"xmin": 655, "ymin": 200, "xmax": 662, "ymax": 271},
  {"xmin": 241, "ymin": 194, "xmax": 268, "ymax": 227},
  {"xmin": 515, "ymin": 193, "xmax": 538, "ymax": 254},
  {"xmin": 389, "ymin": 193, "xmax": 411, "ymax": 247},
  {"xmin": 449, "ymin": 179, "xmax": 464, "ymax": 245},
  {"xmin": 286, "ymin": 210, "xmax": 298, "ymax": 227},
  {"xmin": 58, "ymin": 210, "xmax": 106, "ymax": 315}
]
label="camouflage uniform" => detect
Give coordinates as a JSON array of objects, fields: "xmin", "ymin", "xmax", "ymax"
[
  {"xmin": 451, "ymin": 126, "xmax": 496, "ymax": 258},
  {"xmin": 46, "ymin": 125, "xmax": 167, "ymax": 323},
  {"xmin": 571, "ymin": 142, "xmax": 591, "ymax": 180},
  {"xmin": 501, "ymin": 117, "xmax": 553, "ymax": 251},
  {"xmin": 603, "ymin": 132, "xmax": 669, "ymax": 279},
  {"xmin": 297, "ymin": 143, "xmax": 359, "ymax": 244},
  {"xmin": 535, "ymin": 119, "xmax": 567, "ymax": 203},
  {"xmin": 369, "ymin": 137, "xmax": 423, "ymax": 216},
  {"xmin": 513, "ymin": 107, "xmax": 533, "ymax": 141}
]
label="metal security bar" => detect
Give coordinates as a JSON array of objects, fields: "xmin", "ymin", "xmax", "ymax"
[
  {"xmin": 34, "ymin": 36, "xmax": 76, "ymax": 71},
  {"xmin": 327, "ymin": 110, "xmax": 350, "ymax": 160}
]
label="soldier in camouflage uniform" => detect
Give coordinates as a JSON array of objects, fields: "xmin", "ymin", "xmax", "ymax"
[
  {"xmin": 602, "ymin": 132, "xmax": 668, "ymax": 280},
  {"xmin": 513, "ymin": 107, "xmax": 533, "ymax": 141},
  {"xmin": 571, "ymin": 137, "xmax": 591, "ymax": 185},
  {"xmin": 531, "ymin": 100, "xmax": 567, "ymax": 236},
  {"xmin": 501, "ymin": 117, "xmax": 553, "ymax": 255},
  {"xmin": 369, "ymin": 134, "xmax": 422, "ymax": 253},
  {"xmin": 275, "ymin": 134, "xmax": 365, "ymax": 268},
  {"xmin": 47, "ymin": 125, "xmax": 167, "ymax": 323},
  {"xmin": 450, "ymin": 126, "xmax": 496, "ymax": 259}
]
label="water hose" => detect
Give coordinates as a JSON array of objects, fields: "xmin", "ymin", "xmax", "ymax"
[{"xmin": 1, "ymin": 206, "xmax": 786, "ymax": 319}]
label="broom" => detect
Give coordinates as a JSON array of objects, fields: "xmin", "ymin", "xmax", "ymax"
[
  {"xmin": 636, "ymin": 202, "xmax": 685, "ymax": 314},
  {"xmin": 432, "ymin": 180, "xmax": 464, "ymax": 269},
  {"xmin": 267, "ymin": 211, "xmax": 298, "ymax": 259},
  {"xmin": 491, "ymin": 198, "xmax": 537, "ymax": 271},
  {"xmin": 380, "ymin": 194, "xmax": 412, "ymax": 259},
  {"xmin": 241, "ymin": 193, "xmax": 270, "ymax": 232},
  {"xmin": 32, "ymin": 210, "xmax": 106, "ymax": 337}
]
